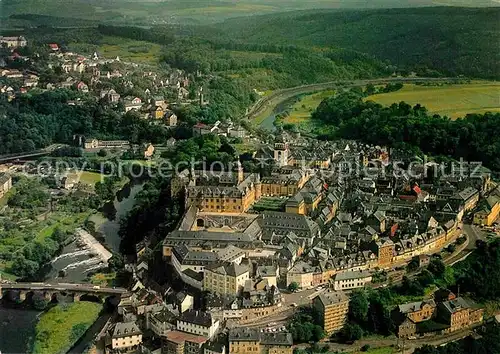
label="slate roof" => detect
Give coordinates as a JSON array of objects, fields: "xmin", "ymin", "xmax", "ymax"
[
  {"xmin": 315, "ymin": 291, "xmax": 348, "ymax": 306},
  {"xmin": 398, "ymin": 299, "xmax": 436, "ymax": 314},
  {"xmin": 179, "ymin": 310, "xmax": 214, "ymax": 327},
  {"xmin": 261, "ymin": 331, "xmax": 293, "ymax": 346},
  {"xmin": 454, "ymin": 187, "xmax": 478, "ymax": 201},
  {"xmin": 256, "ymin": 265, "xmax": 277, "ymax": 277},
  {"xmin": 259, "ymin": 211, "xmax": 319, "ymax": 239},
  {"xmin": 205, "ymin": 262, "xmax": 249, "ymax": 277},
  {"xmin": 440, "ymin": 297, "xmax": 473, "ymax": 315},
  {"xmin": 335, "ymin": 270, "xmax": 371, "ymax": 281},
  {"xmin": 173, "ymin": 245, "xmax": 218, "ymax": 264},
  {"xmin": 112, "ymin": 322, "xmax": 142, "ymax": 338},
  {"xmin": 229, "ymin": 327, "xmax": 260, "ymax": 342}
]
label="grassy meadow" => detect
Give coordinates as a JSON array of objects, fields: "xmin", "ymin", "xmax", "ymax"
[
  {"xmin": 366, "ymin": 83, "xmax": 500, "ymax": 119},
  {"xmin": 69, "ymin": 171, "xmax": 104, "ymax": 186},
  {"xmin": 285, "ymin": 90, "xmax": 336, "ymax": 124},
  {"xmin": 68, "ymin": 36, "xmax": 162, "ymax": 65},
  {"xmin": 32, "ymin": 302, "xmax": 102, "ymax": 354}
]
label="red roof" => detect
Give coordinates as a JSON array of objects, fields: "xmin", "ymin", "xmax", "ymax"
[
  {"xmin": 48, "ymin": 43, "xmax": 59, "ymax": 50},
  {"xmin": 194, "ymin": 123, "xmax": 209, "ymax": 129},
  {"xmin": 166, "ymin": 330, "xmax": 207, "ymax": 344},
  {"xmin": 413, "ymin": 185, "xmax": 422, "ymax": 195},
  {"xmin": 399, "ymin": 195, "xmax": 416, "ymax": 201},
  {"xmin": 390, "ymin": 223, "xmax": 399, "ymax": 237}
]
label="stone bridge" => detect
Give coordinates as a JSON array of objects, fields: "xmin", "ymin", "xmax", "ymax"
[{"xmin": 0, "ymin": 282, "xmax": 127, "ymax": 302}]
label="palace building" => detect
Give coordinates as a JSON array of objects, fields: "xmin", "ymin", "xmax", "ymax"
[{"xmin": 173, "ymin": 162, "xmax": 262, "ymax": 213}]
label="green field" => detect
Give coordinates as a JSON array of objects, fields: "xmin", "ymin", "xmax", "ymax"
[
  {"xmin": 32, "ymin": 302, "xmax": 102, "ymax": 354},
  {"xmin": 366, "ymin": 83, "xmax": 500, "ymax": 119},
  {"xmin": 2, "ymin": 0, "xmax": 497, "ymax": 26},
  {"xmin": 71, "ymin": 171, "xmax": 104, "ymax": 186},
  {"xmin": 285, "ymin": 90, "xmax": 336, "ymax": 124},
  {"xmin": 67, "ymin": 36, "xmax": 162, "ymax": 65},
  {"xmin": 98, "ymin": 36, "xmax": 162, "ymax": 64}
]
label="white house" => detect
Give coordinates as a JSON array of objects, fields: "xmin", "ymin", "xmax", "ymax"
[
  {"xmin": 111, "ymin": 322, "xmax": 143, "ymax": 351},
  {"xmin": 333, "ymin": 270, "xmax": 372, "ymax": 291},
  {"xmin": 177, "ymin": 310, "xmax": 220, "ymax": 339}
]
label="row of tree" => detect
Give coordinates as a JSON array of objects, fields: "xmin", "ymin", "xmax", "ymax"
[{"xmin": 312, "ymin": 91, "xmax": 500, "ymax": 171}]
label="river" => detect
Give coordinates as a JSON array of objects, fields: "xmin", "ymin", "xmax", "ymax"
[
  {"xmin": 259, "ymin": 95, "xmax": 300, "ymax": 130},
  {"xmin": 0, "ymin": 181, "xmax": 144, "ymax": 354},
  {"xmin": 0, "ymin": 306, "xmax": 40, "ymax": 353},
  {"xmin": 47, "ymin": 181, "xmax": 144, "ymax": 283}
]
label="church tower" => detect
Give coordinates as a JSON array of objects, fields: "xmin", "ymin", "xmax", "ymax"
[
  {"xmin": 273, "ymin": 134, "xmax": 289, "ymax": 167},
  {"xmin": 236, "ymin": 159, "xmax": 244, "ymax": 184}
]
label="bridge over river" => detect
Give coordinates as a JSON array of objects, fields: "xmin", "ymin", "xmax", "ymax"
[{"xmin": 0, "ymin": 282, "xmax": 127, "ymax": 301}]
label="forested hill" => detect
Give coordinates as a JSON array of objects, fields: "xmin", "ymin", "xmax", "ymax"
[{"xmin": 194, "ymin": 7, "xmax": 500, "ymax": 79}]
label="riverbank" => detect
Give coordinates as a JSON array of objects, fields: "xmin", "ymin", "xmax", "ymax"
[
  {"xmin": 0, "ymin": 179, "xmax": 144, "ymax": 354},
  {"xmin": 248, "ymin": 77, "xmax": 465, "ymax": 131},
  {"xmin": 32, "ymin": 301, "xmax": 102, "ymax": 354}
]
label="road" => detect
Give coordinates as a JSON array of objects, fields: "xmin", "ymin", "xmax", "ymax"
[
  {"xmin": 246, "ymin": 77, "xmax": 462, "ymax": 122},
  {"xmin": 462, "ymin": 223, "xmax": 486, "ymax": 250},
  {"xmin": 0, "ymin": 144, "xmax": 64, "ymax": 163},
  {"xmin": 294, "ymin": 327, "xmax": 475, "ymax": 353}
]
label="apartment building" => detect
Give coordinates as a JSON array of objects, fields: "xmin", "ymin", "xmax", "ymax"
[
  {"xmin": 203, "ymin": 262, "xmax": 250, "ymax": 296},
  {"xmin": 312, "ymin": 291, "xmax": 349, "ymax": 335},
  {"xmin": 228, "ymin": 328, "xmax": 293, "ymax": 354}
]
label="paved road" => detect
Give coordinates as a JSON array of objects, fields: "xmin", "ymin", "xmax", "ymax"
[
  {"xmin": 246, "ymin": 77, "xmax": 462, "ymax": 122},
  {"xmin": 294, "ymin": 327, "xmax": 474, "ymax": 353},
  {"xmin": 462, "ymin": 223, "xmax": 486, "ymax": 250},
  {"xmin": 0, "ymin": 144, "xmax": 64, "ymax": 163}
]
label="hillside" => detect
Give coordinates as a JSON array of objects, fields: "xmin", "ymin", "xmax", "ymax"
[
  {"xmin": 0, "ymin": 0, "xmax": 498, "ymax": 25},
  {"xmin": 200, "ymin": 7, "xmax": 500, "ymax": 79}
]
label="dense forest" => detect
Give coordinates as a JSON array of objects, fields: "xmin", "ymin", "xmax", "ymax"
[
  {"xmin": 197, "ymin": 7, "xmax": 500, "ymax": 79},
  {"xmin": 97, "ymin": 24, "xmax": 391, "ymax": 89},
  {"xmin": 312, "ymin": 90, "xmax": 500, "ymax": 171},
  {"xmin": 0, "ymin": 89, "xmax": 171, "ymax": 154}
]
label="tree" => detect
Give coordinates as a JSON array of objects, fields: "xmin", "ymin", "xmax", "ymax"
[
  {"xmin": 288, "ymin": 282, "xmax": 299, "ymax": 292},
  {"xmin": 108, "ymin": 253, "xmax": 124, "ymax": 271},
  {"xmin": 349, "ymin": 290, "xmax": 369, "ymax": 324},
  {"xmin": 428, "ymin": 259, "xmax": 446, "ymax": 278},
  {"xmin": 406, "ymin": 258, "xmax": 419, "ymax": 272},
  {"xmin": 312, "ymin": 325, "xmax": 325, "ymax": 342},
  {"xmin": 70, "ymin": 323, "xmax": 88, "ymax": 342},
  {"xmin": 51, "ymin": 227, "xmax": 67, "ymax": 243},
  {"xmin": 84, "ymin": 219, "xmax": 96, "ymax": 234},
  {"xmin": 340, "ymin": 322, "xmax": 363, "ymax": 342},
  {"xmin": 10, "ymin": 254, "xmax": 39, "ymax": 278},
  {"xmin": 365, "ymin": 83, "xmax": 376, "ymax": 96},
  {"xmin": 97, "ymin": 149, "xmax": 107, "ymax": 157}
]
